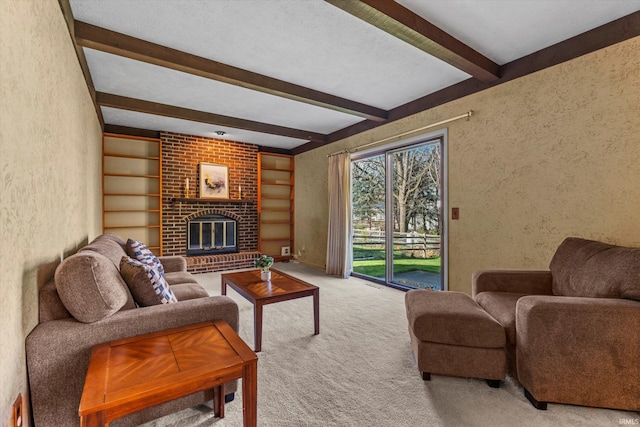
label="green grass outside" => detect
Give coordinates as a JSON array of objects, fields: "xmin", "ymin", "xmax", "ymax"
[{"xmin": 353, "ymin": 257, "xmax": 441, "ymax": 278}]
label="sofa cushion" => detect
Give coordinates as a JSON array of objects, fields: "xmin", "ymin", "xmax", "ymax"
[
  {"xmin": 126, "ymin": 238, "xmax": 164, "ymax": 274},
  {"xmin": 170, "ymin": 283, "xmax": 210, "ymax": 301},
  {"xmin": 120, "ymin": 256, "xmax": 177, "ymax": 306},
  {"xmin": 475, "ymin": 291, "xmax": 529, "ymax": 346},
  {"xmin": 80, "ymin": 233, "xmax": 128, "ymax": 269},
  {"xmin": 165, "ymin": 271, "xmax": 200, "ymax": 286},
  {"xmin": 157, "ymin": 256, "xmax": 188, "ymax": 274},
  {"xmin": 550, "ymin": 237, "xmax": 640, "ymax": 300},
  {"xmin": 405, "ymin": 290, "xmax": 506, "ymax": 349},
  {"xmin": 55, "ymin": 252, "xmax": 135, "ymax": 323}
]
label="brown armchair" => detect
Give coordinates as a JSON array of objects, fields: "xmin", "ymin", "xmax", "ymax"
[{"xmin": 473, "ymin": 237, "xmax": 640, "ymax": 411}]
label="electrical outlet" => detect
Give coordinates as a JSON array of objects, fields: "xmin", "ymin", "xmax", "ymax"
[
  {"xmin": 12, "ymin": 395, "xmax": 22, "ymax": 427},
  {"xmin": 451, "ymin": 207, "xmax": 460, "ymax": 220}
]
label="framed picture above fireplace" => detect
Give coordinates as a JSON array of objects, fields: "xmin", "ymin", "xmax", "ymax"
[{"xmin": 199, "ymin": 163, "xmax": 229, "ymax": 199}]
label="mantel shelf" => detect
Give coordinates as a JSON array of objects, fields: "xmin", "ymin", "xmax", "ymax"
[{"xmin": 171, "ymin": 197, "xmax": 255, "ymax": 204}]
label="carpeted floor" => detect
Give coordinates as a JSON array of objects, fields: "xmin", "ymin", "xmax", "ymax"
[{"xmin": 142, "ymin": 262, "xmax": 636, "ymax": 427}]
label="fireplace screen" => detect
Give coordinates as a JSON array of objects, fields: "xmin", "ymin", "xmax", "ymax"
[{"xmin": 187, "ymin": 214, "xmax": 237, "ymax": 255}]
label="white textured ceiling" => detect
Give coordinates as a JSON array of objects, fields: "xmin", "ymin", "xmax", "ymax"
[
  {"xmin": 84, "ymin": 48, "xmax": 362, "ymax": 134},
  {"xmin": 69, "ymin": 0, "xmax": 640, "ymax": 149},
  {"xmin": 397, "ymin": 0, "xmax": 640, "ymax": 64},
  {"xmin": 70, "ymin": 0, "xmax": 471, "ymax": 108},
  {"xmin": 101, "ymin": 107, "xmax": 308, "ymax": 150}
]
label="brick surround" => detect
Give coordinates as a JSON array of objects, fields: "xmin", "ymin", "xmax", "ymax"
[{"xmin": 161, "ymin": 132, "xmax": 259, "ymax": 272}]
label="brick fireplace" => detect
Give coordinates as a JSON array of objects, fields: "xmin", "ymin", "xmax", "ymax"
[{"xmin": 161, "ymin": 132, "xmax": 261, "ymax": 272}]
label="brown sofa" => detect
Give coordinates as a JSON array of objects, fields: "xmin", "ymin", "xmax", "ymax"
[
  {"xmin": 473, "ymin": 237, "xmax": 640, "ymax": 411},
  {"xmin": 26, "ymin": 234, "xmax": 239, "ymax": 427}
]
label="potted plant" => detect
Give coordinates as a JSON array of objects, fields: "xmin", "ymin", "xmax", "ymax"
[{"xmin": 255, "ymin": 255, "xmax": 274, "ymax": 281}]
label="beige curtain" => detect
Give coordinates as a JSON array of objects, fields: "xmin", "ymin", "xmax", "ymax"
[{"xmin": 326, "ymin": 152, "xmax": 352, "ymax": 278}]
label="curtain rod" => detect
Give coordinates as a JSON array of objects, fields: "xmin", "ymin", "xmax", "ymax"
[{"xmin": 327, "ymin": 110, "xmax": 473, "ymax": 157}]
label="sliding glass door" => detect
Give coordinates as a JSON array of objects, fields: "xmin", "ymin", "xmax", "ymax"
[
  {"xmin": 352, "ymin": 154, "xmax": 386, "ymax": 281},
  {"xmin": 352, "ymin": 138, "xmax": 444, "ymax": 290}
]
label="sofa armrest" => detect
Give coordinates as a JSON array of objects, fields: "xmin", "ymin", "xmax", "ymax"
[
  {"xmin": 158, "ymin": 255, "xmax": 187, "ymax": 273},
  {"xmin": 516, "ymin": 295, "xmax": 640, "ymax": 410},
  {"xmin": 472, "ymin": 270, "xmax": 552, "ymax": 298},
  {"xmin": 26, "ymin": 296, "xmax": 239, "ymax": 427}
]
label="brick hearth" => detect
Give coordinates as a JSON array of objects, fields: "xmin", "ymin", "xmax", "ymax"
[{"xmin": 186, "ymin": 251, "xmax": 262, "ymax": 274}]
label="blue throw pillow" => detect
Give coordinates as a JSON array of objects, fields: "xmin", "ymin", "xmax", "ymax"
[{"xmin": 125, "ymin": 238, "xmax": 164, "ymax": 274}]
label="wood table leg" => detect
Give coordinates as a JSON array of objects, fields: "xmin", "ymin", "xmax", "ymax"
[
  {"xmin": 242, "ymin": 359, "xmax": 258, "ymax": 427},
  {"xmin": 80, "ymin": 411, "xmax": 106, "ymax": 427},
  {"xmin": 221, "ymin": 279, "xmax": 227, "ymax": 295},
  {"xmin": 254, "ymin": 302, "xmax": 263, "ymax": 352},
  {"xmin": 212, "ymin": 385, "xmax": 225, "ymax": 418},
  {"xmin": 313, "ymin": 288, "xmax": 320, "ymax": 335}
]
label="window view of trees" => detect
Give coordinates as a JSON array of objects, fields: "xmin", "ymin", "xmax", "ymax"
[{"xmin": 352, "ymin": 142, "xmax": 442, "ymax": 290}]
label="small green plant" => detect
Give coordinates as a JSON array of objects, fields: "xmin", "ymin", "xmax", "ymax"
[{"xmin": 254, "ymin": 255, "xmax": 274, "ymax": 271}]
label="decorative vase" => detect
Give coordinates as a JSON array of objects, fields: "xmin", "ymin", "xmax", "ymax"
[{"xmin": 261, "ymin": 270, "xmax": 271, "ymax": 281}]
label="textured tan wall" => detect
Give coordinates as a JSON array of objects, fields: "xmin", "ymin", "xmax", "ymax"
[
  {"xmin": 0, "ymin": 0, "xmax": 102, "ymax": 423},
  {"xmin": 295, "ymin": 36, "xmax": 640, "ymax": 292}
]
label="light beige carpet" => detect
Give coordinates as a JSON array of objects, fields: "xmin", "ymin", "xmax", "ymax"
[{"xmin": 143, "ymin": 262, "xmax": 636, "ymax": 427}]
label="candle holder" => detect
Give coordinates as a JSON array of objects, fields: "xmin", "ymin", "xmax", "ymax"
[{"xmin": 184, "ymin": 178, "xmax": 191, "ymax": 198}]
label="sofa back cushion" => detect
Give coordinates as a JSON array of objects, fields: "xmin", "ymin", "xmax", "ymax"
[
  {"xmin": 39, "ymin": 280, "xmax": 71, "ymax": 322},
  {"xmin": 80, "ymin": 233, "xmax": 128, "ymax": 269},
  {"xmin": 550, "ymin": 237, "xmax": 640, "ymax": 300},
  {"xmin": 55, "ymin": 251, "xmax": 136, "ymax": 323}
]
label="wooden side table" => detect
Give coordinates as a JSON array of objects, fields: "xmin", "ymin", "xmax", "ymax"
[{"xmin": 79, "ymin": 320, "xmax": 257, "ymax": 426}]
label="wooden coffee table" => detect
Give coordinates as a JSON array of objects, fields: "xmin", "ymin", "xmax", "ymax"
[
  {"xmin": 221, "ymin": 269, "xmax": 319, "ymax": 352},
  {"xmin": 78, "ymin": 320, "xmax": 257, "ymax": 427}
]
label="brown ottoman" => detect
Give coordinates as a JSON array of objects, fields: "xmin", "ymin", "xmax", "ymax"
[{"xmin": 405, "ymin": 289, "xmax": 507, "ymax": 387}]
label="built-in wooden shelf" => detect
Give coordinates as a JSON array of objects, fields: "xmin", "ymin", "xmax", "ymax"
[
  {"xmin": 104, "ymin": 209, "xmax": 161, "ymax": 213},
  {"xmin": 261, "ymin": 196, "xmax": 291, "ymax": 201},
  {"xmin": 261, "ymin": 181, "xmax": 292, "ymax": 186},
  {"xmin": 258, "ymin": 152, "xmax": 294, "ymax": 259},
  {"xmin": 261, "ymin": 167, "xmax": 292, "ymax": 172},
  {"xmin": 105, "ymin": 193, "xmax": 161, "ymax": 197},
  {"xmin": 262, "ymin": 208, "xmax": 292, "ymax": 212},
  {"xmin": 104, "ymin": 173, "xmax": 160, "ymax": 179},
  {"xmin": 104, "ymin": 152, "xmax": 160, "ymax": 160},
  {"xmin": 103, "ymin": 133, "xmax": 163, "ymax": 256},
  {"xmin": 105, "ymin": 225, "xmax": 160, "ymax": 229}
]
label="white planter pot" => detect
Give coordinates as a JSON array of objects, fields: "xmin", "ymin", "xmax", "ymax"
[{"xmin": 261, "ymin": 270, "xmax": 271, "ymax": 281}]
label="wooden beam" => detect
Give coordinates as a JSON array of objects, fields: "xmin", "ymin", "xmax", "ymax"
[
  {"xmin": 325, "ymin": 0, "xmax": 500, "ymax": 82},
  {"xmin": 96, "ymin": 92, "xmax": 327, "ymax": 143},
  {"xmin": 292, "ymin": 11, "xmax": 640, "ymax": 155},
  {"xmin": 75, "ymin": 21, "xmax": 388, "ymax": 122},
  {"xmin": 103, "ymin": 124, "xmax": 160, "ymax": 140},
  {"xmin": 258, "ymin": 146, "xmax": 293, "ymax": 156},
  {"xmin": 57, "ymin": 0, "xmax": 104, "ymax": 127}
]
